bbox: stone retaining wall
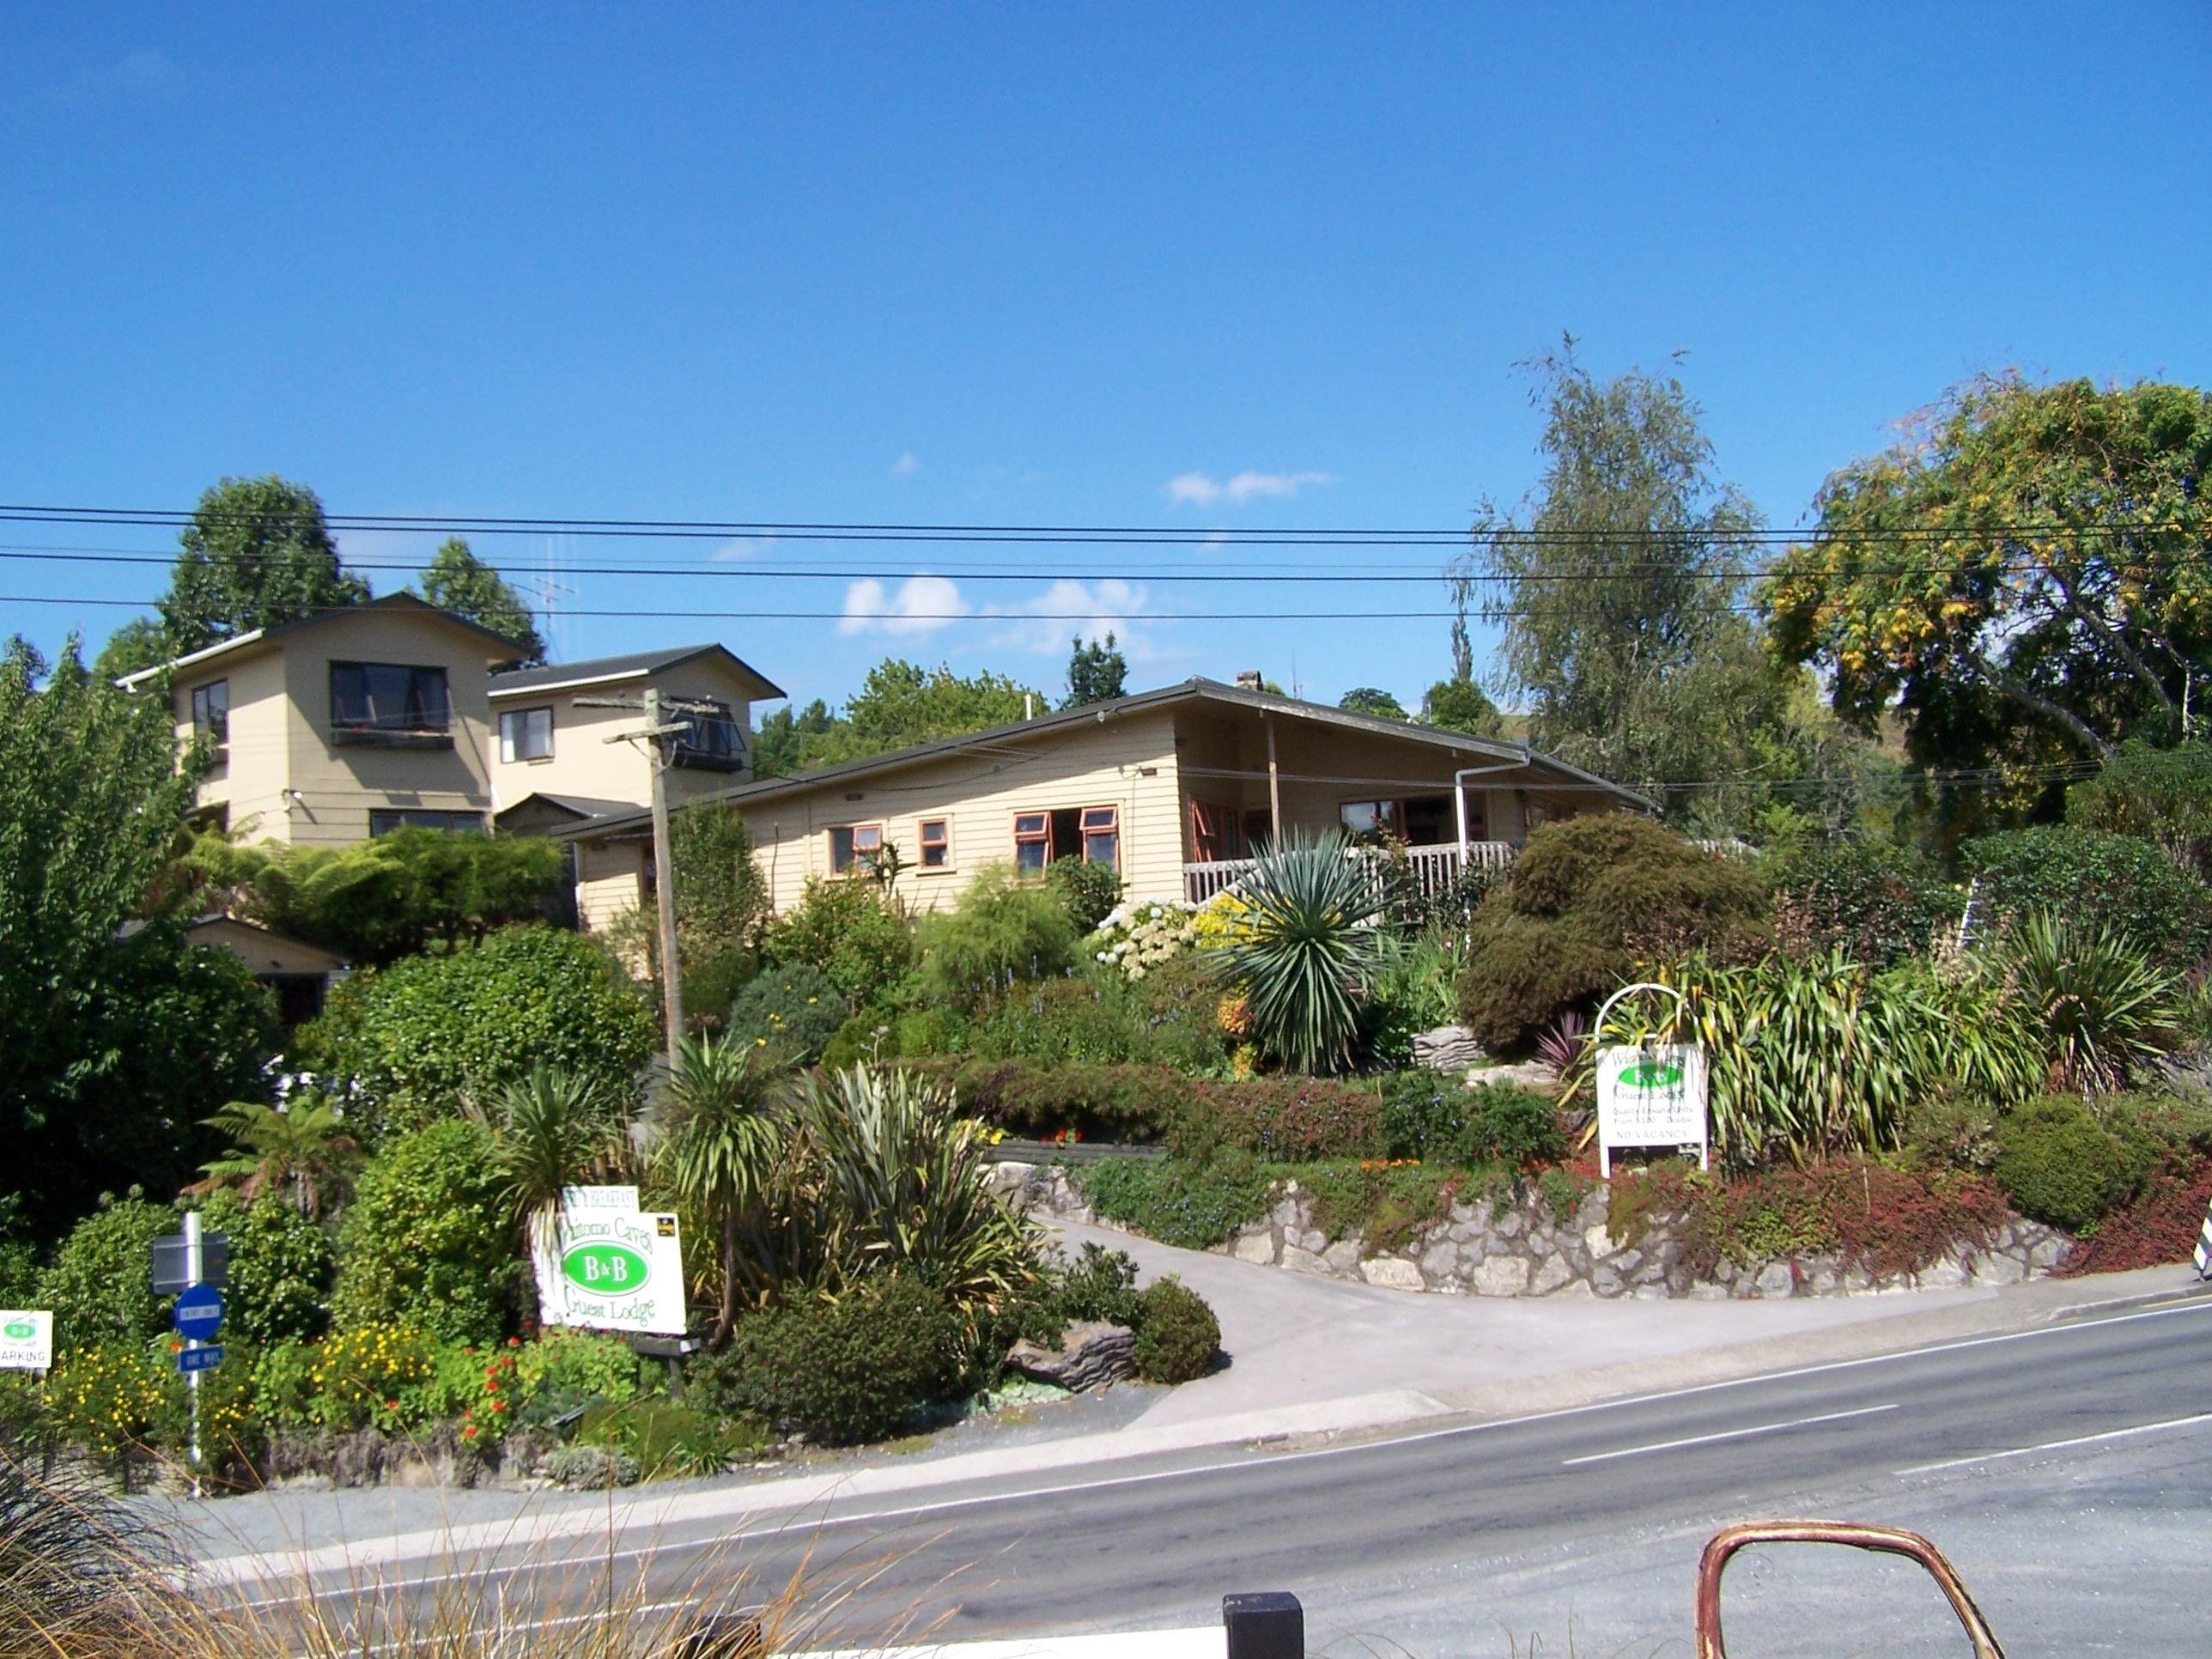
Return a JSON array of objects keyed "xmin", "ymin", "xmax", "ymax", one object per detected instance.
[{"xmin": 988, "ymin": 1162, "xmax": 2070, "ymax": 1301}]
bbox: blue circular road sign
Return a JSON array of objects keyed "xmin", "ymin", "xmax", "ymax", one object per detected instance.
[{"xmin": 173, "ymin": 1283, "xmax": 223, "ymax": 1342}]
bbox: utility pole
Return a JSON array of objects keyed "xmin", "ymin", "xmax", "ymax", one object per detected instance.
[{"xmin": 580, "ymin": 688, "xmax": 695, "ymax": 1067}]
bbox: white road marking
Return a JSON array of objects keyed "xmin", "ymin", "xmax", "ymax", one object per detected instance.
[
  {"xmin": 1561, "ymin": 1402, "xmax": 1899, "ymax": 1468},
  {"xmin": 1895, "ymin": 1410, "xmax": 2212, "ymax": 1476}
]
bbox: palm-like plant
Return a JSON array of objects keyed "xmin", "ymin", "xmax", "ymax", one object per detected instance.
[
  {"xmin": 654, "ymin": 1031, "xmax": 795, "ymax": 1345},
  {"xmin": 793, "ymin": 1065, "xmax": 1040, "ymax": 1320},
  {"xmin": 193, "ymin": 1097, "xmax": 359, "ymax": 1218},
  {"xmin": 486, "ymin": 1063, "xmax": 626, "ymax": 1247},
  {"xmin": 1999, "ymin": 911, "xmax": 2181, "ymax": 1091},
  {"xmin": 1213, "ymin": 831, "xmax": 1387, "ymax": 1073}
]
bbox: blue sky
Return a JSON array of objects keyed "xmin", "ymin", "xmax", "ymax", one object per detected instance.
[{"xmin": 5, "ymin": 5, "xmax": 2209, "ymax": 712}]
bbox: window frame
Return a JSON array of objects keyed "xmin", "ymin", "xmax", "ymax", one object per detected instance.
[
  {"xmin": 368, "ymin": 807, "xmax": 485, "ymax": 836},
  {"xmin": 918, "ymin": 817, "xmax": 952, "ymax": 872},
  {"xmin": 329, "ymin": 660, "xmax": 453, "ymax": 748},
  {"xmin": 498, "ymin": 704, "xmax": 555, "ymax": 764},
  {"xmin": 189, "ymin": 678, "xmax": 229, "ymax": 750},
  {"xmin": 671, "ymin": 699, "xmax": 747, "ymax": 772},
  {"xmin": 1012, "ymin": 811, "xmax": 1052, "ymax": 875},
  {"xmin": 829, "ymin": 822, "xmax": 884, "ymax": 875},
  {"xmin": 1080, "ymin": 804, "xmax": 1121, "ymax": 869}
]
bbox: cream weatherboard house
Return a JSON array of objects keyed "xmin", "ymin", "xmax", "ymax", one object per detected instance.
[{"xmin": 555, "ymin": 677, "xmax": 1653, "ymax": 927}]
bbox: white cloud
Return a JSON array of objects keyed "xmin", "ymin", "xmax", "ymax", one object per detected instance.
[
  {"xmin": 1167, "ymin": 469, "xmax": 1337, "ymax": 506},
  {"xmin": 712, "ymin": 534, "xmax": 775, "ymax": 562},
  {"xmin": 838, "ymin": 574, "xmax": 968, "ymax": 636},
  {"xmin": 983, "ymin": 577, "xmax": 1155, "ymax": 658},
  {"xmin": 52, "ymin": 50, "xmax": 185, "ymax": 102},
  {"xmin": 890, "ymin": 453, "xmax": 921, "ymax": 477}
]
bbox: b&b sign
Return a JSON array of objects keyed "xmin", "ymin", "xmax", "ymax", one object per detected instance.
[
  {"xmin": 531, "ymin": 1188, "xmax": 685, "ymax": 1337},
  {"xmin": 1595, "ymin": 1042, "xmax": 1710, "ymax": 1177},
  {"xmin": 0, "ymin": 1311, "xmax": 52, "ymax": 1372}
]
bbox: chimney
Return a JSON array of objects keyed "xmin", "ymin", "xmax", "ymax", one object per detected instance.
[{"xmin": 1235, "ymin": 670, "xmax": 1264, "ymax": 692}]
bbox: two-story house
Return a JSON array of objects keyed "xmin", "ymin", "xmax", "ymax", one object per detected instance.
[{"xmin": 118, "ymin": 593, "xmax": 526, "ymax": 845}]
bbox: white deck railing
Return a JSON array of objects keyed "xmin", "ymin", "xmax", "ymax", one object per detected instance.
[{"xmin": 1183, "ymin": 841, "xmax": 1522, "ymax": 905}]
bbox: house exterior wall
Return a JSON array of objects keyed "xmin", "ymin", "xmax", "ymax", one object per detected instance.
[
  {"xmin": 735, "ymin": 708, "xmax": 1184, "ymax": 915},
  {"xmin": 171, "ymin": 647, "xmax": 291, "ymax": 839},
  {"xmin": 489, "ymin": 663, "xmax": 761, "ymax": 814},
  {"xmin": 575, "ymin": 836, "xmax": 650, "ymax": 937}
]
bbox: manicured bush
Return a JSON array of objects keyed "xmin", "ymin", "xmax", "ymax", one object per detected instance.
[
  {"xmin": 1991, "ymin": 1095, "xmax": 2156, "ymax": 1234},
  {"xmin": 1767, "ymin": 842, "xmax": 1960, "ymax": 967},
  {"xmin": 915, "ymin": 1057, "xmax": 1191, "ymax": 1144},
  {"xmin": 1457, "ymin": 815, "xmax": 1767, "ymax": 1052},
  {"xmin": 969, "ymin": 968, "xmax": 1226, "ymax": 1073},
  {"xmin": 1965, "ymin": 825, "xmax": 2212, "ymax": 969},
  {"xmin": 725, "ymin": 961, "xmax": 851, "ymax": 1064},
  {"xmin": 1132, "ymin": 1278, "xmax": 1220, "ymax": 1383},
  {"xmin": 331, "ymin": 1121, "xmax": 514, "ymax": 1345},
  {"xmin": 1048, "ymin": 857, "xmax": 1124, "ymax": 935},
  {"xmin": 762, "ymin": 876, "xmax": 917, "ymax": 1006},
  {"xmin": 1461, "ymin": 1083, "xmax": 1568, "ymax": 1168},
  {"xmin": 1075, "ymin": 1153, "xmax": 1273, "ymax": 1250},
  {"xmin": 705, "ymin": 1275, "xmax": 963, "ymax": 1445},
  {"xmin": 1378, "ymin": 1071, "xmax": 1468, "ymax": 1162},
  {"xmin": 186, "ymin": 1192, "xmax": 334, "ymax": 1346},
  {"xmin": 1178, "ymin": 1076, "xmax": 1385, "ymax": 1162},
  {"xmin": 321, "ymin": 925, "xmax": 658, "ymax": 1139},
  {"xmin": 920, "ymin": 864, "xmax": 1082, "ymax": 1009},
  {"xmin": 38, "ymin": 1200, "xmax": 173, "ymax": 1355}
]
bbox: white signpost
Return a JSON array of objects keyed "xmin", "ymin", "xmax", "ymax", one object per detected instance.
[
  {"xmin": 532, "ymin": 1190, "xmax": 685, "ymax": 1337},
  {"xmin": 0, "ymin": 1310, "xmax": 52, "ymax": 1373},
  {"xmin": 1592, "ymin": 981, "xmax": 1711, "ymax": 1178}
]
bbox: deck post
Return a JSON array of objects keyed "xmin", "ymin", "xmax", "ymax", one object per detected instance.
[{"xmin": 1266, "ymin": 719, "xmax": 1282, "ymax": 843}]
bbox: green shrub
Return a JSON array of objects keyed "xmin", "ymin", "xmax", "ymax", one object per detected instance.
[
  {"xmin": 1211, "ymin": 832, "xmax": 1386, "ymax": 1074},
  {"xmin": 969, "ymin": 969, "xmax": 1225, "ymax": 1073},
  {"xmin": 298, "ymin": 1322, "xmax": 440, "ymax": 1432},
  {"xmin": 185, "ymin": 1192, "xmax": 334, "ymax": 1346},
  {"xmin": 1365, "ymin": 932, "xmax": 1467, "ymax": 1069},
  {"xmin": 705, "ymin": 1275, "xmax": 963, "ymax": 1445},
  {"xmin": 579, "ymin": 1399, "xmax": 763, "ymax": 1479},
  {"xmin": 514, "ymin": 1327, "xmax": 647, "ymax": 1425},
  {"xmin": 1048, "ymin": 857, "xmax": 1124, "ymax": 934},
  {"xmin": 1965, "ymin": 825, "xmax": 2212, "ymax": 969},
  {"xmin": 671, "ymin": 802, "xmax": 771, "ymax": 957},
  {"xmin": 324, "ymin": 926, "xmax": 658, "ymax": 1139},
  {"xmin": 919, "ymin": 1058, "xmax": 1189, "ymax": 1143},
  {"xmin": 1993, "ymin": 1096, "xmax": 2156, "ymax": 1233},
  {"xmin": 1299, "ymin": 1159, "xmax": 1457, "ymax": 1253},
  {"xmin": 1178, "ymin": 1076, "xmax": 1385, "ymax": 1162},
  {"xmin": 762, "ymin": 877, "xmax": 917, "ymax": 1006},
  {"xmin": 1076, "ymin": 1153, "xmax": 1273, "ymax": 1250},
  {"xmin": 1053, "ymin": 1242, "xmax": 1144, "ymax": 1328},
  {"xmin": 38, "ymin": 1200, "xmax": 173, "ymax": 1355},
  {"xmin": 1460, "ymin": 1083, "xmax": 1567, "ymax": 1167},
  {"xmin": 1998, "ymin": 913, "xmax": 2180, "ymax": 1091},
  {"xmin": 725, "ymin": 961, "xmax": 851, "ymax": 1064},
  {"xmin": 920, "ymin": 864, "xmax": 1081, "ymax": 1009},
  {"xmin": 331, "ymin": 1122, "xmax": 514, "ymax": 1344},
  {"xmin": 1901, "ymin": 1092, "xmax": 2004, "ymax": 1174},
  {"xmin": 682, "ymin": 943, "xmax": 761, "ymax": 1034},
  {"xmin": 42, "ymin": 1343, "xmax": 170, "ymax": 1461},
  {"xmin": 1767, "ymin": 842, "xmax": 1960, "ymax": 968},
  {"xmin": 1457, "ymin": 816, "xmax": 1768, "ymax": 1051},
  {"xmin": 1132, "ymin": 1278, "xmax": 1219, "ymax": 1383},
  {"xmin": 1378, "ymin": 1071, "xmax": 1468, "ymax": 1162},
  {"xmin": 2066, "ymin": 740, "xmax": 2212, "ymax": 882}
]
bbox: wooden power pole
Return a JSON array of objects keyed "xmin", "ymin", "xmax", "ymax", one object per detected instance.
[{"xmin": 580, "ymin": 687, "xmax": 694, "ymax": 1066}]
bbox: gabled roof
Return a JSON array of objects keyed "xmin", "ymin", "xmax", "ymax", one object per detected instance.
[
  {"xmin": 494, "ymin": 792, "xmax": 638, "ymax": 824},
  {"xmin": 556, "ymin": 677, "xmax": 1656, "ymax": 842},
  {"xmin": 115, "ymin": 592, "xmax": 529, "ymax": 689},
  {"xmin": 489, "ymin": 643, "xmax": 785, "ymax": 702}
]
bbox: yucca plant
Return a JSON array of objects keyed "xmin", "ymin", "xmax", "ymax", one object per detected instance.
[
  {"xmin": 486, "ymin": 1062, "xmax": 627, "ymax": 1246},
  {"xmin": 793, "ymin": 1066, "xmax": 1040, "ymax": 1326},
  {"xmin": 1213, "ymin": 831, "xmax": 1387, "ymax": 1074},
  {"xmin": 1997, "ymin": 911, "xmax": 2181, "ymax": 1091},
  {"xmin": 655, "ymin": 1031, "xmax": 798, "ymax": 1344},
  {"xmin": 191, "ymin": 1096, "xmax": 360, "ymax": 1218}
]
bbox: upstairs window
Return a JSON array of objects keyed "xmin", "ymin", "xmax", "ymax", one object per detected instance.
[
  {"xmin": 919, "ymin": 818, "xmax": 951, "ymax": 870},
  {"xmin": 330, "ymin": 662, "xmax": 452, "ymax": 747},
  {"xmin": 829, "ymin": 823, "xmax": 883, "ymax": 874},
  {"xmin": 190, "ymin": 679, "xmax": 228, "ymax": 747},
  {"xmin": 672, "ymin": 700, "xmax": 746, "ymax": 771},
  {"xmin": 1013, "ymin": 811, "xmax": 1051, "ymax": 874},
  {"xmin": 1081, "ymin": 805, "xmax": 1120, "ymax": 868},
  {"xmin": 369, "ymin": 808, "xmax": 484, "ymax": 836},
  {"xmin": 499, "ymin": 706, "xmax": 554, "ymax": 763}
]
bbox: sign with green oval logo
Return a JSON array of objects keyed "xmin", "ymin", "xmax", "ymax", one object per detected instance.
[
  {"xmin": 2, "ymin": 1319, "xmax": 32, "ymax": 1340},
  {"xmin": 1620, "ymin": 1059, "xmax": 1685, "ymax": 1091},
  {"xmin": 561, "ymin": 1241, "xmax": 650, "ymax": 1296}
]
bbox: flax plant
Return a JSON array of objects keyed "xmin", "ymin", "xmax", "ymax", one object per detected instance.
[{"xmin": 1213, "ymin": 831, "xmax": 1388, "ymax": 1074}]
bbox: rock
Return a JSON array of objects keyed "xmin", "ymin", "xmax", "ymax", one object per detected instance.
[
  {"xmin": 1281, "ymin": 1245, "xmax": 1329, "ymax": 1276},
  {"xmin": 1362, "ymin": 1257, "xmax": 1425, "ymax": 1291},
  {"xmin": 1582, "ymin": 1223, "xmax": 1615, "ymax": 1258},
  {"xmin": 1268, "ymin": 1198, "xmax": 1303, "ymax": 1231},
  {"xmin": 1419, "ymin": 1241, "xmax": 1459, "ymax": 1279},
  {"xmin": 1006, "ymin": 1322, "xmax": 1136, "ymax": 1393},
  {"xmin": 1592, "ymin": 1264, "xmax": 1626, "ymax": 1297},
  {"xmin": 1753, "ymin": 1261, "xmax": 1795, "ymax": 1298},
  {"xmin": 1576, "ymin": 1189, "xmax": 1611, "ymax": 1230},
  {"xmin": 1688, "ymin": 1283, "xmax": 1730, "ymax": 1301},
  {"xmin": 1231, "ymin": 1229, "xmax": 1277, "ymax": 1265},
  {"xmin": 1447, "ymin": 1221, "xmax": 1475, "ymax": 1244},
  {"xmin": 1968, "ymin": 1252, "xmax": 2026, "ymax": 1286},
  {"xmin": 1471, "ymin": 1256, "xmax": 1533, "ymax": 1297},
  {"xmin": 1466, "ymin": 1060, "xmax": 1559, "ymax": 1092},
  {"xmin": 1322, "ymin": 1239, "xmax": 1363, "ymax": 1275},
  {"xmin": 1413, "ymin": 1026, "xmax": 1489, "ymax": 1071},
  {"xmin": 2024, "ymin": 1231, "xmax": 2069, "ymax": 1272},
  {"xmin": 1297, "ymin": 1229, "xmax": 1328, "ymax": 1255},
  {"xmin": 1528, "ymin": 1255, "xmax": 1575, "ymax": 1295},
  {"xmin": 1551, "ymin": 1278, "xmax": 1595, "ymax": 1299},
  {"xmin": 1494, "ymin": 1210, "xmax": 1523, "ymax": 1239},
  {"xmin": 1612, "ymin": 1247, "xmax": 1643, "ymax": 1274},
  {"xmin": 1917, "ymin": 1255, "xmax": 1969, "ymax": 1291}
]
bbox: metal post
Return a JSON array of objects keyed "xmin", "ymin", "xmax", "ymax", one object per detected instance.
[
  {"xmin": 183, "ymin": 1209, "xmax": 203, "ymax": 1498},
  {"xmin": 645, "ymin": 687, "xmax": 685, "ymax": 1065},
  {"xmin": 1224, "ymin": 1591, "xmax": 1304, "ymax": 1659}
]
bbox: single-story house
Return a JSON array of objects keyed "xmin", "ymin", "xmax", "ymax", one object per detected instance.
[
  {"xmin": 554, "ymin": 677, "xmax": 1652, "ymax": 927},
  {"xmin": 119, "ymin": 913, "xmax": 350, "ymax": 1025}
]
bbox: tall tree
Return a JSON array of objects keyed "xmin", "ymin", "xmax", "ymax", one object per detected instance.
[
  {"xmin": 1764, "ymin": 374, "xmax": 2212, "ymax": 770},
  {"xmin": 160, "ymin": 476, "xmax": 370, "ymax": 653},
  {"xmin": 1454, "ymin": 343, "xmax": 1807, "ymax": 823},
  {"xmin": 1339, "ymin": 686, "xmax": 1409, "ymax": 720},
  {"xmin": 92, "ymin": 617, "xmax": 173, "ymax": 682},
  {"xmin": 417, "ymin": 538, "xmax": 546, "ymax": 665},
  {"xmin": 1, "ymin": 637, "xmax": 276, "ymax": 1235},
  {"xmin": 751, "ymin": 698, "xmax": 838, "ymax": 780},
  {"xmin": 1419, "ymin": 677, "xmax": 1502, "ymax": 737},
  {"xmin": 1062, "ymin": 633, "xmax": 1128, "ymax": 708}
]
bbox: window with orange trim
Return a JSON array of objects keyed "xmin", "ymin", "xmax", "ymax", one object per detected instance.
[
  {"xmin": 1013, "ymin": 811, "xmax": 1050, "ymax": 874},
  {"xmin": 829, "ymin": 823, "xmax": 883, "ymax": 874},
  {"xmin": 1081, "ymin": 805, "xmax": 1120, "ymax": 868},
  {"xmin": 919, "ymin": 818, "xmax": 951, "ymax": 869}
]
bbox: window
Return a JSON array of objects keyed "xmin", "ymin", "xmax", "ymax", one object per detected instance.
[
  {"xmin": 1013, "ymin": 811, "xmax": 1050, "ymax": 874},
  {"xmin": 189, "ymin": 679, "xmax": 228, "ymax": 747},
  {"xmin": 1339, "ymin": 799, "xmax": 1400, "ymax": 839},
  {"xmin": 499, "ymin": 706, "xmax": 553, "ymax": 763},
  {"xmin": 919, "ymin": 818, "xmax": 951, "ymax": 870},
  {"xmin": 672, "ymin": 700, "xmax": 746, "ymax": 772},
  {"xmin": 829, "ymin": 823, "xmax": 883, "ymax": 874},
  {"xmin": 330, "ymin": 662, "xmax": 452, "ymax": 746},
  {"xmin": 368, "ymin": 808, "xmax": 484, "ymax": 836},
  {"xmin": 1190, "ymin": 800, "xmax": 1237, "ymax": 863},
  {"xmin": 1081, "ymin": 805, "xmax": 1120, "ymax": 868}
]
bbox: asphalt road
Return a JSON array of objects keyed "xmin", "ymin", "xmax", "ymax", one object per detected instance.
[{"xmin": 251, "ymin": 1294, "xmax": 2212, "ymax": 1655}]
